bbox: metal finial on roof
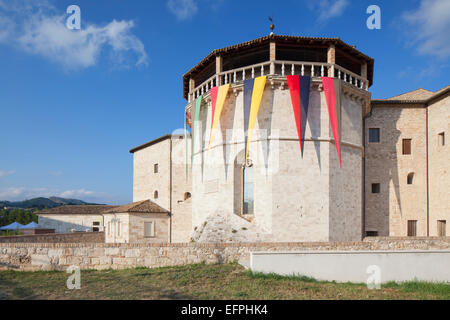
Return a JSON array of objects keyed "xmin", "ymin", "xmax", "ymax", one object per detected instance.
[{"xmin": 269, "ymin": 16, "xmax": 275, "ymax": 35}]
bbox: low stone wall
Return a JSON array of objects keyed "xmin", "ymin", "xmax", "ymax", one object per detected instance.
[
  {"xmin": 0, "ymin": 232, "xmax": 104, "ymax": 244},
  {"xmin": 0, "ymin": 237, "xmax": 449, "ymax": 271}
]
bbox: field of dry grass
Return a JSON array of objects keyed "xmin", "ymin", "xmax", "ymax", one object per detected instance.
[{"xmin": 0, "ymin": 263, "xmax": 449, "ymax": 300}]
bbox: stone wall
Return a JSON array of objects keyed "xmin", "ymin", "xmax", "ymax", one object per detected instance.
[
  {"xmin": 1, "ymin": 237, "xmax": 448, "ymax": 271},
  {"xmin": 190, "ymin": 78, "xmax": 369, "ymax": 243},
  {"xmin": 132, "ymin": 136, "xmax": 193, "ymax": 243},
  {"xmin": 364, "ymin": 105, "xmax": 428, "ymax": 236},
  {"xmin": 427, "ymin": 94, "xmax": 449, "ymax": 236},
  {"xmin": 0, "ymin": 232, "xmax": 104, "ymax": 244}
]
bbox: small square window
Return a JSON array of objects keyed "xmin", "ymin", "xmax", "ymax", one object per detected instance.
[
  {"xmin": 371, "ymin": 183, "xmax": 380, "ymax": 194},
  {"xmin": 154, "ymin": 163, "xmax": 159, "ymax": 173},
  {"xmin": 402, "ymin": 139, "xmax": 412, "ymax": 155},
  {"xmin": 438, "ymin": 132, "xmax": 445, "ymax": 146},
  {"xmin": 368, "ymin": 128, "xmax": 380, "ymax": 143}
]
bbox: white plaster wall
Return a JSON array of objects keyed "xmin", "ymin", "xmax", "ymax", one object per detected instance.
[
  {"xmin": 38, "ymin": 214, "xmax": 104, "ymax": 233},
  {"xmin": 250, "ymin": 251, "xmax": 450, "ymax": 283}
]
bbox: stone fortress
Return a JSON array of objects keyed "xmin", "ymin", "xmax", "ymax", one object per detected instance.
[{"xmin": 39, "ymin": 34, "xmax": 449, "ymax": 244}]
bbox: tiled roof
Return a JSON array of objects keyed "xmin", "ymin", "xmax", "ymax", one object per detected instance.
[
  {"xmin": 183, "ymin": 34, "xmax": 375, "ymax": 99},
  {"xmin": 129, "ymin": 134, "xmax": 185, "ymax": 154},
  {"xmin": 103, "ymin": 200, "xmax": 169, "ymax": 214},
  {"xmin": 372, "ymin": 86, "xmax": 450, "ymax": 105},
  {"xmin": 388, "ymin": 88, "xmax": 434, "ymax": 101},
  {"xmin": 37, "ymin": 205, "xmax": 118, "ymax": 215}
]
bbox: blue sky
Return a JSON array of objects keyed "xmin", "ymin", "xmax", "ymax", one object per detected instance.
[{"xmin": 0, "ymin": 0, "xmax": 449, "ymax": 204}]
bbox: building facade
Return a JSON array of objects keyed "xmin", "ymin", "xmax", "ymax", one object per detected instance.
[
  {"xmin": 130, "ymin": 35, "xmax": 448, "ymax": 242},
  {"xmin": 364, "ymin": 87, "xmax": 449, "ymax": 237}
]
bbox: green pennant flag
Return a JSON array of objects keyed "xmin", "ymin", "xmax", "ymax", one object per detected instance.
[{"xmin": 191, "ymin": 95, "xmax": 202, "ymax": 172}]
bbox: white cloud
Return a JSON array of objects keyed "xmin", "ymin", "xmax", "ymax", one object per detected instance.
[
  {"xmin": 401, "ymin": 0, "xmax": 450, "ymax": 58},
  {"xmin": 309, "ymin": 0, "xmax": 349, "ymax": 22},
  {"xmin": 0, "ymin": 170, "xmax": 15, "ymax": 178},
  {"xmin": 0, "ymin": 0, "xmax": 148, "ymax": 69},
  {"xmin": 59, "ymin": 189, "xmax": 94, "ymax": 198},
  {"xmin": 167, "ymin": 0, "xmax": 198, "ymax": 21}
]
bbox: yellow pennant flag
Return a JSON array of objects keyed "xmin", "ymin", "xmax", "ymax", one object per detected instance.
[
  {"xmin": 246, "ymin": 76, "xmax": 266, "ymax": 161},
  {"xmin": 208, "ymin": 84, "xmax": 230, "ymax": 150}
]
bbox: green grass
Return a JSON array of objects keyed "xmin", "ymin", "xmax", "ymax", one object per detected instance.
[{"xmin": 0, "ymin": 263, "xmax": 448, "ymax": 300}]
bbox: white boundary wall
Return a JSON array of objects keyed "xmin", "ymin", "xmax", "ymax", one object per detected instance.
[{"xmin": 250, "ymin": 251, "xmax": 450, "ymax": 283}]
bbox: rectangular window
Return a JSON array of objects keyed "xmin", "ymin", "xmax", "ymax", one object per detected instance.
[
  {"xmin": 407, "ymin": 220, "xmax": 417, "ymax": 237},
  {"xmin": 117, "ymin": 221, "xmax": 121, "ymax": 236},
  {"xmin": 154, "ymin": 163, "xmax": 158, "ymax": 173},
  {"xmin": 438, "ymin": 132, "xmax": 445, "ymax": 146},
  {"xmin": 144, "ymin": 221, "xmax": 155, "ymax": 238},
  {"xmin": 366, "ymin": 231, "xmax": 378, "ymax": 237},
  {"xmin": 107, "ymin": 222, "xmax": 111, "ymax": 236},
  {"xmin": 402, "ymin": 139, "xmax": 412, "ymax": 155},
  {"xmin": 371, "ymin": 183, "xmax": 380, "ymax": 194},
  {"xmin": 93, "ymin": 221, "xmax": 100, "ymax": 226},
  {"xmin": 438, "ymin": 220, "xmax": 446, "ymax": 237},
  {"xmin": 368, "ymin": 128, "xmax": 380, "ymax": 143}
]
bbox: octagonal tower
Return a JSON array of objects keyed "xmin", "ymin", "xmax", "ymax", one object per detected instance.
[{"xmin": 184, "ymin": 35, "xmax": 373, "ymax": 242}]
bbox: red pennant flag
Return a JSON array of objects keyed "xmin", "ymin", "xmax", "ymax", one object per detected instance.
[
  {"xmin": 210, "ymin": 86, "xmax": 219, "ymax": 132},
  {"xmin": 287, "ymin": 75, "xmax": 303, "ymax": 156},
  {"xmin": 322, "ymin": 77, "xmax": 341, "ymax": 167}
]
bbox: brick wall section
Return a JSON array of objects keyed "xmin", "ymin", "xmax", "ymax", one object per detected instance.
[
  {"xmin": 0, "ymin": 232, "xmax": 104, "ymax": 244},
  {"xmin": 0, "ymin": 238, "xmax": 448, "ymax": 271}
]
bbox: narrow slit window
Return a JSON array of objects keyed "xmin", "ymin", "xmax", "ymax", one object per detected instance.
[
  {"xmin": 438, "ymin": 220, "xmax": 446, "ymax": 237},
  {"xmin": 154, "ymin": 163, "xmax": 159, "ymax": 173},
  {"xmin": 438, "ymin": 132, "xmax": 445, "ymax": 146},
  {"xmin": 407, "ymin": 220, "xmax": 417, "ymax": 237},
  {"xmin": 154, "ymin": 190, "xmax": 158, "ymax": 199},
  {"xmin": 407, "ymin": 173, "xmax": 414, "ymax": 185}
]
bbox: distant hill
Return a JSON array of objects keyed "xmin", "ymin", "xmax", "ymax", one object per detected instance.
[{"xmin": 0, "ymin": 197, "xmax": 101, "ymax": 209}]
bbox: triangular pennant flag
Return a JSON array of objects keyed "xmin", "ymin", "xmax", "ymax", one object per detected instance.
[
  {"xmin": 299, "ymin": 76, "xmax": 311, "ymax": 156},
  {"xmin": 287, "ymin": 75, "xmax": 311, "ymax": 157},
  {"xmin": 243, "ymin": 79, "xmax": 254, "ymax": 154},
  {"xmin": 191, "ymin": 95, "xmax": 202, "ymax": 172},
  {"xmin": 246, "ymin": 76, "xmax": 266, "ymax": 161},
  {"xmin": 287, "ymin": 75, "xmax": 302, "ymax": 156},
  {"xmin": 322, "ymin": 77, "xmax": 342, "ymax": 167},
  {"xmin": 208, "ymin": 84, "xmax": 230, "ymax": 150}
]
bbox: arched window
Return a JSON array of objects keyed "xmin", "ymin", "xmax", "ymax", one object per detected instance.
[
  {"xmin": 407, "ymin": 173, "xmax": 414, "ymax": 185},
  {"xmin": 184, "ymin": 192, "xmax": 191, "ymax": 200},
  {"xmin": 154, "ymin": 190, "xmax": 159, "ymax": 199},
  {"xmin": 243, "ymin": 161, "xmax": 254, "ymax": 215}
]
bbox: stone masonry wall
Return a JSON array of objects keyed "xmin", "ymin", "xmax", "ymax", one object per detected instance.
[
  {"xmin": 0, "ymin": 232, "xmax": 104, "ymax": 244},
  {"xmin": 0, "ymin": 238, "xmax": 448, "ymax": 271}
]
